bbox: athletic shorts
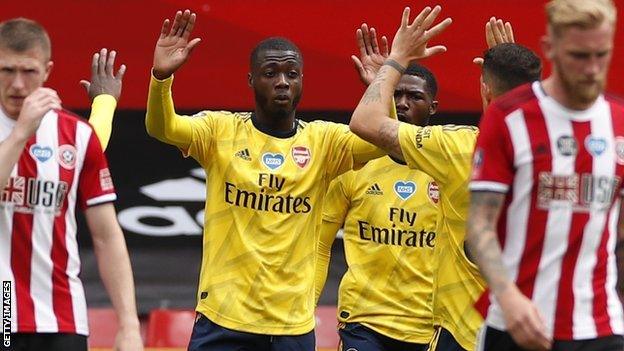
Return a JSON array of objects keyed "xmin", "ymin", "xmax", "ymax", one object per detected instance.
[
  {"xmin": 337, "ymin": 322, "xmax": 428, "ymax": 351},
  {"xmin": 2, "ymin": 332, "xmax": 87, "ymax": 351},
  {"xmin": 188, "ymin": 313, "xmax": 315, "ymax": 351}
]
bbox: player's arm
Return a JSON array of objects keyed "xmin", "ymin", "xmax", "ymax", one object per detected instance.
[
  {"xmin": 82, "ymin": 48, "xmax": 126, "ymax": 151},
  {"xmin": 349, "ymin": 6, "xmax": 451, "ymax": 161},
  {"xmin": 85, "ymin": 204, "xmax": 143, "ymax": 351},
  {"xmin": 315, "ymin": 177, "xmax": 350, "ymax": 304},
  {"xmin": 315, "ymin": 220, "xmax": 341, "ymax": 305},
  {"xmin": 466, "ymin": 192, "xmax": 550, "ymax": 350},
  {"xmin": 0, "ymin": 88, "xmax": 61, "ymax": 186},
  {"xmin": 145, "ymin": 10, "xmax": 201, "ymax": 149}
]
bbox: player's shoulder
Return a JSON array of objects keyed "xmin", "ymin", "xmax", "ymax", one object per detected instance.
[
  {"xmin": 605, "ymin": 93, "xmax": 624, "ymax": 111},
  {"xmin": 301, "ymin": 119, "xmax": 349, "ymax": 135},
  {"xmin": 490, "ymin": 82, "xmax": 538, "ymax": 115},
  {"xmin": 191, "ymin": 110, "xmax": 252, "ymax": 121},
  {"xmin": 56, "ymin": 108, "xmax": 92, "ymax": 131},
  {"xmin": 304, "ymin": 119, "xmax": 343, "ymax": 129},
  {"xmin": 433, "ymin": 124, "xmax": 479, "ymax": 138}
]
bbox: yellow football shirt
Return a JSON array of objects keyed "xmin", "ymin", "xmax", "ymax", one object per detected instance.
[
  {"xmin": 398, "ymin": 123, "xmax": 486, "ymax": 350},
  {"xmin": 321, "ymin": 156, "xmax": 440, "ymax": 343},
  {"xmin": 145, "ymin": 75, "xmax": 385, "ymax": 335}
]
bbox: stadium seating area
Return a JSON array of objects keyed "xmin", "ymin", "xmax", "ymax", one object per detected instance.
[{"xmin": 88, "ymin": 306, "xmax": 339, "ymax": 350}]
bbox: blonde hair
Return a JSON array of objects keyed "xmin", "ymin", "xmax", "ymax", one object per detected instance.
[
  {"xmin": 0, "ymin": 18, "xmax": 51, "ymax": 61},
  {"xmin": 546, "ymin": 0, "xmax": 617, "ymax": 36}
]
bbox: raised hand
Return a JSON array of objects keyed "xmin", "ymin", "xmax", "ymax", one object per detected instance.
[
  {"xmin": 152, "ymin": 9, "xmax": 201, "ymax": 80},
  {"xmin": 351, "ymin": 24, "xmax": 389, "ymax": 86},
  {"xmin": 473, "ymin": 17, "xmax": 516, "ymax": 66},
  {"xmin": 388, "ymin": 6, "xmax": 452, "ymax": 67},
  {"xmin": 13, "ymin": 88, "xmax": 61, "ymax": 140},
  {"xmin": 80, "ymin": 48, "xmax": 126, "ymax": 101}
]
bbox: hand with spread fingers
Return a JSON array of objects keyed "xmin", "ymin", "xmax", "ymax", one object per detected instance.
[
  {"xmin": 80, "ymin": 48, "xmax": 126, "ymax": 101},
  {"xmin": 351, "ymin": 23, "xmax": 390, "ymax": 86},
  {"xmin": 387, "ymin": 6, "xmax": 453, "ymax": 68},
  {"xmin": 473, "ymin": 17, "xmax": 516, "ymax": 66},
  {"xmin": 152, "ymin": 9, "xmax": 202, "ymax": 80}
]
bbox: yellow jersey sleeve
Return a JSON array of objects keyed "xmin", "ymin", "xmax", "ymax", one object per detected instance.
[
  {"xmin": 145, "ymin": 74, "xmax": 195, "ymax": 149},
  {"xmin": 88, "ymin": 94, "xmax": 117, "ymax": 150},
  {"xmin": 324, "ymin": 123, "xmax": 384, "ymax": 179},
  {"xmin": 397, "ymin": 124, "xmax": 479, "ymax": 186},
  {"xmin": 315, "ymin": 174, "xmax": 352, "ymax": 303}
]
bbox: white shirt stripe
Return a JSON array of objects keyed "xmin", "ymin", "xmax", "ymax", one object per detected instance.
[
  {"xmin": 31, "ymin": 112, "xmax": 59, "ymax": 332},
  {"xmin": 532, "ymin": 104, "xmax": 575, "ymax": 336}
]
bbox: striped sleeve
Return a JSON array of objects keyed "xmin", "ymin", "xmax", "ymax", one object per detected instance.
[{"xmin": 470, "ymin": 104, "xmax": 514, "ymax": 193}]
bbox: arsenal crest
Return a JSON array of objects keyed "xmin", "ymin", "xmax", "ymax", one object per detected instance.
[
  {"xmin": 291, "ymin": 146, "xmax": 311, "ymax": 168},
  {"xmin": 428, "ymin": 181, "xmax": 440, "ymax": 204}
]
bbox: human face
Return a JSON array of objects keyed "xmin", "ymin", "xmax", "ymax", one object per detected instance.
[
  {"xmin": 546, "ymin": 22, "xmax": 614, "ymax": 106},
  {"xmin": 394, "ymin": 75, "xmax": 437, "ymax": 126},
  {"xmin": 0, "ymin": 46, "xmax": 52, "ymax": 119},
  {"xmin": 249, "ymin": 50, "xmax": 302, "ymax": 120}
]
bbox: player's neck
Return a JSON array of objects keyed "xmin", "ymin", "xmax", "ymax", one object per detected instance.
[
  {"xmin": 253, "ymin": 110, "xmax": 297, "ymax": 135},
  {"xmin": 542, "ymin": 76, "xmax": 598, "ymax": 111}
]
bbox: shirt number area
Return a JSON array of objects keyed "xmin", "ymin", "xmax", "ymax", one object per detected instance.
[{"xmin": 537, "ymin": 172, "xmax": 620, "ymax": 212}]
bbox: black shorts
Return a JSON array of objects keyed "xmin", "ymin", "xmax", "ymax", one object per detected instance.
[
  {"xmin": 429, "ymin": 326, "xmax": 467, "ymax": 351},
  {"xmin": 476, "ymin": 326, "xmax": 624, "ymax": 351},
  {"xmin": 1, "ymin": 333, "xmax": 87, "ymax": 351},
  {"xmin": 188, "ymin": 313, "xmax": 315, "ymax": 351},
  {"xmin": 337, "ymin": 322, "xmax": 428, "ymax": 351}
]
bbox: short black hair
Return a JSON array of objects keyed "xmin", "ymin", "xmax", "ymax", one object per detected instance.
[
  {"xmin": 482, "ymin": 43, "xmax": 542, "ymax": 96},
  {"xmin": 0, "ymin": 18, "xmax": 51, "ymax": 61},
  {"xmin": 404, "ymin": 63, "xmax": 438, "ymax": 98},
  {"xmin": 250, "ymin": 37, "xmax": 302, "ymax": 68}
]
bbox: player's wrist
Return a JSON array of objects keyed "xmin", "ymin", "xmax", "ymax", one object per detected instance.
[
  {"xmin": 151, "ymin": 67, "xmax": 173, "ymax": 81},
  {"xmin": 386, "ymin": 54, "xmax": 410, "ymax": 70},
  {"xmin": 10, "ymin": 125, "xmax": 35, "ymax": 144},
  {"xmin": 117, "ymin": 315, "xmax": 141, "ymax": 331}
]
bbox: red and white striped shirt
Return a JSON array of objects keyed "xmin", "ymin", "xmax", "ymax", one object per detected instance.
[
  {"xmin": 0, "ymin": 107, "xmax": 116, "ymax": 336},
  {"xmin": 471, "ymin": 82, "xmax": 624, "ymax": 340}
]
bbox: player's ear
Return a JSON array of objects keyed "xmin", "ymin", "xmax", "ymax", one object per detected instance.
[
  {"xmin": 44, "ymin": 60, "xmax": 53, "ymax": 82},
  {"xmin": 248, "ymin": 72, "xmax": 253, "ymax": 88},
  {"xmin": 429, "ymin": 100, "xmax": 438, "ymax": 115},
  {"xmin": 541, "ymin": 34, "xmax": 554, "ymax": 60}
]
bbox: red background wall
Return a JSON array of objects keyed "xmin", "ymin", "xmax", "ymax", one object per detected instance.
[{"xmin": 5, "ymin": 0, "xmax": 623, "ymax": 112}]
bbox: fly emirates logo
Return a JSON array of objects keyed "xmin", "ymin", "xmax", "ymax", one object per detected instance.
[
  {"xmin": 358, "ymin": 207, "xmax": 435, "ymax": 248},
  {"xmin": 116, "ymin": 168, "xmax": 314, "ymax": 237},
  {"xmin": 224, "ymin": 173, "xmax": 312, "ymax": 214}
]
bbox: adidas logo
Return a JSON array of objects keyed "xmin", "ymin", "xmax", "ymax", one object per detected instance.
[
  {"xmin": 365, "ymin": 183, "xmax": 383, "ymax": 195},
  {"xmin": 235, "ymin": 148, "xmax": 251, "ymax": 161}
]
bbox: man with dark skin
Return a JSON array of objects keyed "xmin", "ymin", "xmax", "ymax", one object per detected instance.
[
  {"xmin": 347, "ymin": 7, "xmax": 542, "ymax": 351},
  {"xmin": 145, "ymin": 9, "xmax": 385, "ymax": 351},
  {"xmin": 314, "ymin": 28, "xmax": 441, "ymax": 350}
]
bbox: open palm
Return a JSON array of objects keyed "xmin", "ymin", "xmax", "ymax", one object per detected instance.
[
  {"xmin": 352, "ymin": 24, "xmax": 389, "ymax": 86},
  {"xmin": 153, "ymin": 10, "xmax": 201, "ymax": 80}
]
